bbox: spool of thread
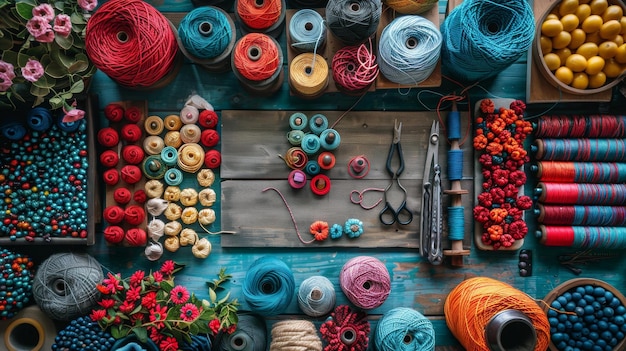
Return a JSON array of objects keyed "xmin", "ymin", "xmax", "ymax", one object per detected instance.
[
  {"xmin": 320, "ymin": 305, "xmax": 370, "ymax": 351},
  {"xmin": 331, "ymin": 43, "xmax": 378, "ymax": 94},
  {"xmin": 269, "ymin": 320, "xmax": 323, "ymax": 351},
  {"xmin": 288, "ymin": 0, "xmax": 328, "ymax": 9},
  {"xmin": 538, "ymin": 225, "xmax": 626, "ymax": 249},
  {"xmin": 1, "ymin": 121, "xmax": 27, "ymax": 140},
  {"xmin": 85, "ymin": 0, "xmax": 181, "ymax": 89},
  {"xmin": 301, "ymin": 133, "xmax": 321, "ymax": 155},
  {"xmin": 289, "ymin": 112, "xmax": 308, "ymax": 130},
  {"xmin": 177, "ymin": 6, "xmax": 236, "ymax": 72},
  {"xmin": 2, "ymin": 305, "xmax": 56, "ymax": 351},
  {"xmin": 242, "ymin": 256, "xmax": 295, "ymax": 315},
  {"xmin": 444, "ymin": 277, "xmax": 550, "ymax": 351},
  {"xmin": 383, "ymin": 0, "xmax": 437, "ymax": 14},
  {"xmin": 532, "ymin": 139, "xmax": 626, "ymax": 162},
  {"xmin": 305, "ymin": 160, "xmax": 321, "ymax": 175},
  {"xmin": 26, "ymin": 107, "xmax": 53, "ymax": 132},
  {"xmin": 235, "ymin": 0, "xmax": 286, "ymax": 37},
  {"xmin": 531, "ymin": 161, "xmax": 626, "ymax": 184},
  {"xmin": 311, "ymin": 174, "xmax": 331, "ymax": 196},
  {"xmin": 374, "ymin": 307, "xmax": 435, "ymax": 351},
  {"xmin": 289, "ymin": 52, "xmax": 329, "ymax": 98},
  {"xmin": 232, "ymin": 33, "xmax": 284, "ymax": 95},
  {"xmin": 215, "ymin": 313, "xmax": 267, "ymax": 351},
  {"xmin": 535, "ymin": 182, "xmax": 626, "ymax": 205},
  {"xmin": 378, "ymin": 15, "xmax": 442, "ymax": 85},
  {"xmin": 320, "ymin": 128, "xmax": 340, "ymax": 150},
  {"xmin": 309, "ymin": 113, "xmax": 328, "ymax": 135},
  {"xmin": 441, "ymin": 0, "xmax": 535, "ymax": 82},
  {"xmin": 318, "ymin": 152, "xmax": 336, "ymax": 170},
  {"xmin": 297, "ymin": 275, "xmax": 336, "ymax": 317},
  {"xmin": 339, "ymin": 256, "xmax": 391, "ymax": 310},
  {"xmin": 325, "ymin": 0, "xmax": 381, "ymax": 45},
  {"xmin": 32, "ymin": 252, "xmax": 104, "ymax": 321},
  {"xmin": 288, "ymin": 169, "xmax": 307, "ymax": 189},
  {"xmin": 287, "ymin": 130, "xmax": 305, "ymax": 145},
  {"xmin": 533, "ymin": 115, "xmax": 626, "ymax": 139},
  {"xmin": 535, "ymin": 204, "xmax": 626, "ymax": 226},
  {"xmin": 289, "ymin": 9, "xmax": 326, "ymax": 53}
]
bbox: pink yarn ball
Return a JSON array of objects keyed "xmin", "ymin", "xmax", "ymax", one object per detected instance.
[{"xmin": 339, "ymin": 256, "xmax": 391, "ymax": 310}]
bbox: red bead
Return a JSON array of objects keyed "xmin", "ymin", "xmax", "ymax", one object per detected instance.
[
  {"xmin": 69, "ymin": 175, "xmax": 76, "ymax": 182},
  {"xmin": 79, "ymin": 150, "xmax": 88, "ymax": 157}
]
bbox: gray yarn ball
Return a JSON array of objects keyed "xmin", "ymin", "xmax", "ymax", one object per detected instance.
[{"xmin": 32, "ymin": 252, "xmax": 104, "ymax": 321}]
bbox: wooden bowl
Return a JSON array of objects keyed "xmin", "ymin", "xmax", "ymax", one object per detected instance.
[
  {"xmin": 542, "ymin": 278, "xmax": 626, "ymax": 351},
  {"xmin": 533, "ymin": 0, "xmax": 626, "ymax": 95}
]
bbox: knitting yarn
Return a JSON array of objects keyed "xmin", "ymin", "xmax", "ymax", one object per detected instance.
[
  {"xmin": 383, "ymin": 0, "xmax": 437, "ymax": 14},
  {"xmin": 331, "ymin": 42, "xmax": 378, "ymax": 94},
  {"xmin": 242, "ymin": 256, "xmax": 295, "ymax": 315},
  {"xmin": 374, "ymin": 307, "xmax": 435, "ymax": 351},
  {"xmin": 232, "ymin": 33, "xmax": 284, "ymax": 95},
  {"xmin": 320, "ymin": 305, "xmax": 370, "ymax": 351},
  {"xmin": 441, "ymin": 0, "xmax": 535, "ymax": 82},
  {"xmin": 444, "ymin": 277, "xmax": 550, "ymax": 351},
  {"xmin": 85, "ymin": 0, "xmax": 181, "ymax": 89},
  {"xmin": 32, "ymin": 252, "xmax": 104, "ymax": 321},
  {"xmin": 289, "ymin": 9, "xmax": 326, "ymax": 53},
  {"xmin": 339, "ymin": 256, "xmax": 391, "ymax": 310},
  {"xmin": 378, "ymin": 15, "xmax": 442, "ymax": 85},
  {"xmin": 325, "ymin": 0, "xmax": 382, "ymax": 45},
  {"xmin": 270, "ymin": 320, "xmax": 323, "ymax": 351},
  {"xmin": 236, "ymin": 0, "xmax": 286, "ymax": 37},
  {"xmin": 1, "ymin": 121, "xmax": 27, "ymax": 140},
  {"xmin": 26, "ymin": 107, "xmax": 53, "ymax": 132},
  {"xmin": 0, "ymin": 248, "xmax": 34, "ymax": 320},
  {"xmin": 215, "ymin": 313, "xmax": 267, "ymax": 351},
  {"xmin": 297, "ymin": 275, "xmax": 336, "ymax": 317},
  {"xmin": 289, "ymin": 53, "xmax": 329, "ymax": 98}
]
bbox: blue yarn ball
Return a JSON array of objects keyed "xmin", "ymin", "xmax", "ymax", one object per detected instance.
[
  {"xmin": 375, "ymin": 307, "xmax": 435, "ymax": 351},
  {"xmin": 215, "ymin": 313, "xmax": 267, "ymax": 351},
  {"xmin": 242, "ymin": 256, "xmax": 295, "ymax": 316}
]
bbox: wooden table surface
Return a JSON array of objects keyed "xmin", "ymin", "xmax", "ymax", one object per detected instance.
[{"xmin": 13, "ymin": 0, "xmax": 626, "ymax": 349}]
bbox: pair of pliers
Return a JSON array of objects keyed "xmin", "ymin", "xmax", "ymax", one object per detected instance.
[
  {"xmin": 420, "ymin": 120, "xmax": 443, "ymax": 265},
  {"xmin": 379, "ymin": 119, "xmax": 412, "ymax": 225}
]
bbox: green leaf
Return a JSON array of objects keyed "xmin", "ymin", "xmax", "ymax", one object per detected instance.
[
  {"xmin": 228, "ymin": 312, "xmax": 238, "ymax": 325},
  {"xmin": 54, "ymin": 33, "xmax": 73, "ymax": 50},
  {"xmin": 111, "ymin": 325, "xmax": 123, "ymax": 339},
  {"xmin": 70, "ymin": 12, "xmax": 86, "ymax": 25},
  {"xmin": 29, "ymin": 84, "xmax": 50, "ymax": 97},
  {"xmin": 48, "ymin": 96, "xmax": 63, "ymax": 108},
  {"xmin": 1, "ymin": 50, "xmax": 18, "ymax": 66},
  {"xmin": 0, "ymin": 36, "xmax": 13, "ymax": 51},
  {"xmin": 32, "ymin": 74, "xmax": 55, "ymax": 89},
  {"xmin": 50, "ymin": 46, "xmax": 75, "ymax": 68},
  {"xmin": 132, "ymin": 327, "xmax": 148, "ymax": 343},
  {"xmin": 45, "ymin": 61, "xmax": 67, "ymax": 78},
  {"xmin": 218, "ymin": 292, "xmax": 231, "ymax": 305},
  {"xmin": 69, "ymin": 79, "xmax": 84, "ymax": 94},
  {"xmin": 15, "ymin": 2, "xmax": 34, "ymax": 20}
]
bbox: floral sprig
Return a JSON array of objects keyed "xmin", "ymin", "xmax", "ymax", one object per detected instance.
[
  {"xmin": 91, "ymin": 261, "xmax": 238, "ymax": 351},
  {"xmin": 472, "ymin": 99, "xmax": 533, "ymax": 249}
]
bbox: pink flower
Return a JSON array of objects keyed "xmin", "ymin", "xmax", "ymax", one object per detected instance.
[
  {"xmin": 35, "ymin": 30, "xmax": 55, "ymax": 43},
  {"xmin": 149, "ymin": 304, "xmax": 168, "ymax": 329},
  {"xmin": 180, "ymin": 303, "xmax": 200, "ymax": 321},
  {"xmin": 0, "ymin": 73, "xmax": 13, "ymax": 92},
  {"xmin": 102, "ymin": 272, "xmax": 124, "ymax": 294},
  {"xmin": 0, "ymin": 61, "xmax": 16, "ymax": 80},
  {"xmin": 90, "ymin": 309, "xmax": 106, "ymax": 321},
  {"xmin": 125, "ymin": 286, "xmax": 142, "ymax": 302},
  {"xmin": 62, "ymin": 108, "xmax": 85, "ymax": 123},
  {"xmin": 26, "ymin": 16, "xmax": 52, "ymax": 39},
  {"xmin": 152, "ymin": 271, "xmax": 163, "ymax": 282},
  {"xmin": 209, "ymin": 318, "xmax": 221, "ymax": 334},
  {"xmin": 21, "ymin": 59, "xmax": 44, "ymax": 82},
  {"xmin": 170, "ymin": 285, "xmax": 189, "ymax": 304},
  {"xmin": 32, "ymin": 3, "xmax": 55, "ymax": 21},
  {"xmin": 159, "ymin": 336, "xmax": 179, "ymax": 351},
  {"xmin": 78, "ymin": 0, "xmax": 98, "ymax": 11},
  {"xmin": 53, "ymin": 14, "xmax": 72, "ymax": 37},
  {"xmin": 160, "ymin": 260, "xmax": 175, "ymax": 276},
  {"xmin": 129, "ymin": 270, "xmax": 145, "ymax": 287}
]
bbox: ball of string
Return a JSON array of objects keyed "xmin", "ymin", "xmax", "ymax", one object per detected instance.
[
  {"xmin": 178, "ymin": 6, "xmax": 233, "ymax": 60},
  {"xmin": 374, "ymin": 307, "xmax": 435, "ymax": 351},
  {"xmin": 242, "ymin": 256, "xmax": 295, "ymax": 315},
  {"xmin": 325, "ymin": 0, "xmax": 381, "ymax": 45},
  {"xmin": 232, "ymin": 33, "xmax": 282, "ymax": 82},
  {"xmin": 289, "ymin": 9, "xmax": 326, "ymax": 53},
  {"xmin": 332, "ymin": 40, "xmax": 378, "ymax": 93}
]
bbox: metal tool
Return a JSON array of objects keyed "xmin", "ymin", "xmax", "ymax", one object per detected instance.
[
  {"xmin": 420, "ymin": 120, "xmax": 443, "ymax": 265},
  {"xmin": 379, "ymin": 119, "xmax": 412, "ymax": 225}
]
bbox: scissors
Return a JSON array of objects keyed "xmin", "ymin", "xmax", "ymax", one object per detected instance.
[
  {"xmin": 379, "ymin": 119, "xmax": 413, "ymax": 225},
  {"xmin": 420, "ymin": 120, "xmax": 443, "ymax": 264}
]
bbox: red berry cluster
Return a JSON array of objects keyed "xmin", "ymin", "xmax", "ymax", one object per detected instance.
[{"xmin": 472, "ymin": 99, "xmax": 533, "ymax": 250}]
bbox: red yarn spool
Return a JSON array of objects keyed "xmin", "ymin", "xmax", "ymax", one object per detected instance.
[
  {"xmin": 97, "ymin": 127, "xmax": 119, "ymax": 148},
  {"xmin": 121, "ymin": 145, "xmax": 145, "ymax": 165},
  {"xmin": 99, "ymin": 150, "xmax": 119, "ymax": 168},
  {"xmin": 124, "ymin": 106, "xmax": 143, "ymax": 123},
  {"xmin": 124, "ymin": 205, "xmax": 146, "ymax": 226},
  {"xmin": 205, "ymin": 149, "xmax": 222, "ymax": 169},
  {"xmin": 121, "ymin": 124, "xmax": 142, "ymax": 143},
  {"xmin": 104, "ymin": 103, "xmax": 125, "ymax": 122},
  {"xmin": 125, "ymin": 228, "xmax": 147, "ymax": 246},
  {"xmin": 103, "ymin": 169, "xmax": 120, "ymax": 186},
  {"xmin": 103, "ymin": 205, "xmax": 125, "ymax": 224},
  {"xmin": 133, "ymin": 190, "xmax": 147, "ymax": 204},
  {"xmin": 104, "ymin": 225, "xmax": 125, "ymax": 244},
  {"xmin": 200, "ymin": 129, "xmax": 220, "ymax": 147},
  {"xmin": 113, "ymin": 188, "xmax": 132, "ymax": 205},
  {"xmin": 232, "ymin": 33, "xmax": 281, "ymax": 82},
  {"xmin": 120, "ymin": 165, "xmax": 142, "ymax": 184},
  {"xmin": 198, "ymin": 110, "xmax": 218, "ymax": 129}
]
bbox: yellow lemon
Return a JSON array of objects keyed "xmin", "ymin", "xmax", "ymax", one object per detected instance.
[
  {"xmin": 552, "ymin": 31, "xmax": 573, "ymax": 49},
  {"xmin": 585, "ymin": 31, "xmax": 603, "ymax": 44},
  {"xmin": 602, "ymin": 5, "xmax": 623, "ymax": 22},
  {"xmin": 604, "ymin": 58, "xmax": 625, "ymax": 77},
  {"xmin": 576, "ymin": 42, "xmax": 599, "ymax": 58},
  {"xmin": 569, "ymin": 29, "xmax": 587, "ymax": 49},
  {"xmin": 600, "ymin": 20, "xmax": 622, "ymax": 39},
  {"xmin": 575, "ymin": 4, "xmax": 592, "ymax": 22},
  {"xmin": 559, "ymin": 0, "xmax": 580, "ymax": 16},
  {"xmin": 561, "ymin": 14, "xmax": 581, "ymax": 32},
  {"xmin": 598, "ymin": 40, "xmax": 618, "ymax": 58},
  {"xmin": 615, "ymin": 43, "xmax": 626, "ymax": 63},
  {"xmin": 544, "ymin": 53, "xmax": 562, "ymax": 71},
  {"xmin": 620, "ymin": 16, "xmax": 626, "ymax": 35},
  {"xmin": 582, "ymin": 15, "xmax": 604, "ymax": 33},
  {"xmin": 613, "ymin": 34, "xmax": 624, "ymax": 46},
  {"xmin": 555, "ymin": 47, "xmax": 573, "ymax": 63},
  {"xmin": 540, "ymin": 35, "xmax": 554, "ymax": 53},
  {"xmin": 546, "ymin": 13, "xmax": 560, "ymax": 21},
  {"xmin": 555, "ymin": 66, "xmax": 575, "ymax": 84},
  {"xmin": 588, "ymin": 71, "xmax": 607, "ymax": 87},
  {"xmin": 571, "ymin": 72, "xmax": 590, "ymax": 89},
  {"xmin": 566, "ymin": 53, "xmax": 589, "ymax": 71},
  {"xmin": 585, "ymin": 55, "xmax": 606, "ymax": 74},
  {"xmin": 590, "ymin": 0, "xmax": 609, "ymax": 15},
  {"xmin": 542, "ymin": 18, "xmax": 564, "ymax": 37}
]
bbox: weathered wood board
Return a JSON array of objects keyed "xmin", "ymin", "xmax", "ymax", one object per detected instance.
[{"xmin": 220, "ymin": 110, "xmax": 475, "ymax": 248}]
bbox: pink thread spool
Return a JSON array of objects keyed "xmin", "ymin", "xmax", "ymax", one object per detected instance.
[
  {"xmin": 289, "ymin": 170, "xmax": 307, "ymax": 189},
  {"xmin": 339, "ymin": 256, "xmax": 391, "ymax": 310}
]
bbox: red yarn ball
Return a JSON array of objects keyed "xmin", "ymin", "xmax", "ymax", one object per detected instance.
[
  {"xmin": 99, "ymin": 150, "xmax": 119, "ymax": 168},
  {"xmin": 125, "ymin": 106, "xmax": 143, "ymax": 123},
  {"xmin": 113, "ymin": 188, "xmax": 132, "ymax": 205},
  {"xmin": 200, "ymin": 129, "xmax": 220, "ymax": 147},
  {"xmin": 103, "ymin": 168, "xmax": 120, "ymax": 186},
  {"xmin": 124, "ymin": 205, "xmax": 146, "ymax": 226},
  {"xmin": 204, "ymin": 149, "xmax": 221, "ymax": 169},
  {"xmin": 133, "ymin": 189, "xmax": 147, "ymax": 204},
  {"xmin": 97, "ymin": 127, "xmax": 120, "ymax": 147},
  {"xmin": 120, "ymin": 165, "xmax": 142, "ymax": 184},
  {"xmin": 104, "ymin": 225, "xmax": 125, "ymax": 244},
  {"xmin": 121, "ymin": 124, "xmax": 142, "ymax": 143},
  {"xmin": 104, "ymin": 103, "xmax": 125, "ymax": 122},
  {"xmin": 121, "ymin": 145, "xmax": 145, "ymax": 165},
  {"xmin": 103, "ymin": 205, "xmax": 125, "ymax": 224},
  {"xmin": 125, "ymin": 228, "xmax": 147, "ymax": 246},
  {"xmin": 198, "ymin": 110, "xmax": 218, "ymax": 129}
]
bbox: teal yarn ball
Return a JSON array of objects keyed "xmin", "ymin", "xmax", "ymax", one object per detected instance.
[
  {"xmin": 375, "ymin": 307, "xmax": 435, "ymax": 351},
  {"xmin": 242, "ymin": 256, "xmax": 295, "ymax": 315},
  {"xmin": 178, "ymin": 6, "xmax": 233, "ymax": 60}
]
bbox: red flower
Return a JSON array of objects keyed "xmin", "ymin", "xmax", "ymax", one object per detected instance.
[
  {"xmin": 129, "ymin": 270, "xmax": 145, "ymax": 286},
  {"xmin": 149, "ymin": 304, "xmax": 168, "ymax": 329},
  {"xmin": 119, "ymin": 300, "xmax": 135, "ymax": 314},
  {"xmin": 209, "ymin": 318, "xmax": 221, "ymax": 334},
  {"xmin": 170, "ymin": 285, "xmax": 190, "ymax": 304},
  {"xmin": 97, "ymin": 299, "xmax": 116, "ymax": 309},
  {"xmin": 160, "ymin": 260, "xmax": 175, "ymax": 276},
  {"xmin": 142, "ymin": 291, "xmax": 157, "ymax": 309},
  {"xmin": 90, "ymin": 309, "xmax": 106, "ymax": 321},
  {"xmin": 96, "ymin": 284, "xmax": 110, "ymax": 295},
  {"xmin": 225, "ymin": 324, "xmax": 237, "ymax": 334},
  {"xmin": 125, "ymin": 286, "xmax": 142, "ymax": 302},
  {"xmin": 160, "ymin": 336, "xmax": 179, "ymax": 351},
  {"xmin": 130, "ymin": 312, "xmax": 146, "ymax": 324},
  {"xmin": 152, "ymin": 271, "xmax": 163, "ymax": 283},
  {"xmin": 149, "ymin": 326, "xmax": 163, "ymax": 344},
  {"xmin": 180, "ymin": 303, "xmax": 200, "ymax": 321},
  {"xmin": 102, "ymin": 272, "xmax": 123, "ymax": 294}
]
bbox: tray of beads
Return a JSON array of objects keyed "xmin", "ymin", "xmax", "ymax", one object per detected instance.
[{"xmin": 0, "ymin": 99, "xmax": 97, "ymax": 245}]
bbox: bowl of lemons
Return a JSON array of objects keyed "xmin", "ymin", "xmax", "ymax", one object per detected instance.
[{"xmin": 534, "ymin": 0, "xmax": 626, "ymax": 94}]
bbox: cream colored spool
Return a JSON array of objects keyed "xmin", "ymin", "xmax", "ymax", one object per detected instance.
[{"xmin": 2, "ymin": 305, "xmax": 56, "ymax": 351}]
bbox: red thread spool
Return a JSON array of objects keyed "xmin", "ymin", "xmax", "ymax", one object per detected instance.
[
  {"xmin": 113, "ymin": 188, "xmax": 132, "ymax": 205},
  {"xmin": 121, "ymin": 145, "xmax": 145, "ymax": 165},
  {"xmin": 205, "ymin": 149, "xmax": 222, "ymax": 169},
  {"xmin": 311, "ymin": 174, "xmax": 331, "ymax": 196},
  {"xmin": 121, "ymin": 124, "xmax": 142, "ymax": 143},
  {"xmin": 332, "ymin": 43, "xmax": 378, "ymax": 94},
  {"xmin": 318, "ymin": 152, "xmax": 336, "ymax": 170},
  {"xmin": 125, "ymin": 228, "xmax": 147, "ymax": 246},
  {"xmin": 104, "ymin": 103, "xmax": 125, "ymax": 122},
  {"xmin": 232, "ymin": 33, "xmax": 284, "ymax": 95},
  {"xmin": 120, "ymin": 165, "xmax": 142, "ymax": 184},
  {"xmin": 103, "ymin": 169, "xmax": 120, "ymax": 186},
  {"xmin": 288, "ymin": 169, "xmax": 307, "ymax": 189},
  {"xmin": 201, "ymin": 129, "xmax": 220, "ymax": 147},
  {"xmin": 124, "ymin": 205, "xmax": 146, "ymax": 226},
  {"xmin": 235, "ymin": 0, "xmax": 285, "ymax": 36},
  {"xmin": 97, "ymin": 127, "xmax": 119, "ymax": 148},
  {"xmin": 99, "ymin": 150, "xmax": 119, "ymax": 168},
  {"xmin": 124, "ymin": 106, "xmax": 143, "ymax": 123},
  {"xmin": 348, "ymin": 155, "xmax": 370, "ymax": 178},
  {"xmin": 104, "ymin": 225, "xmax": 125, "ymax": 244},
  {"xmin": 133, "ymin": 190, "xmax": 147, "ymax": 204},
  {"xmin": 103, "ymin": 205, "xmax": 125, "ymax": 224},
  {"xmin": 199, "ymin": 110, "xmax": 219, "ymax": 129}
]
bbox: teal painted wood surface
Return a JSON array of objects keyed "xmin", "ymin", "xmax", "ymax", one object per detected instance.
[{"xmin": 8, "ymin": 0, "xmax": 626, "ymax": 350}]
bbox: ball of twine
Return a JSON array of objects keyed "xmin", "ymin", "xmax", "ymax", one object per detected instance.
[
  {"xmin": 32, "ymin": 252, "xmax": 104, "ymax": 321},
  {"xmin": 339, "ymin": 256, "xmax": 391, "ymax": 310},
  {"xmin": 215, "ymin": 313, "xmax": 267, "ymax": 351},
  {"xmin": 297, "ymin": 275, "xmax": 336, "ymax": 317},
  {"xmin": 325, "ymin": 0, "xmax": 381, "ymax": 45},
  {"xmin": 374, "ymin": 307, "xmax": 435, "ymax": 351},
  {"xmin": 242, "ymin": 256, "xmax": 295, "ymax": 315},
  {"xmin": 269, "ymin": 320, "xmax": 322, "ymax": 351}
]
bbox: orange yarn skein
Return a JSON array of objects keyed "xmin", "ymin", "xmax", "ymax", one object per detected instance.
[
  {"xmin": 236, "ymin": 0, "xmax": 282, "ymax": 30},
  {"xmin": 444, "ymin": 277, "xmax": 550, "ymax": 351},
  {"xmin": 232, "ymin": 33, "xmax": 281, "ymax": 81}
]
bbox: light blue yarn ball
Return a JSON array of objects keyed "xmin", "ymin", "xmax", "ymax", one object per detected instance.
[
  {"xmin": 297, "ymin": 275, "xmax": 336, "ymax": 317},
  {"xmin": 289, "ymin": 9, "xmax": 326, "ymax": 53},
  {"xmin": 375, "ymin": 307, "xmax": 435, "ymax": 351}
]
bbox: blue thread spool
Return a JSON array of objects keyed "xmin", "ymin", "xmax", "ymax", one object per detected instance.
[
  {"xmin": 301, "ymin": 133, "xmax": 321, "ymax": 155},
  {"xmin": 289, "ymin": 9, "xmax": 326, "ymax": 53},
  {"xmin": 320, "ymin": 128, "xmax": 340, "ymax": 150},
  {"xmin": 297, "ymin": 275, "xmax": 336, "ymax": 317},
  {"xmin": 1, "ymin": 121, "xmax": 27, "ymax": 140},
  {"xmin": 305, "ymin": 160, "xmax": 320, "ymax": 175},
  {"xmin": 309, "ymin": 113, "xmax": 328, "ymax": 135},
  {"xmin": 27, "ymin": 107, "xmax": 53, "ymax": 132},
  {"xmin": 161, "ymin": 146, "xmax": 178, "ymax": 166},
  {"xmin": 287, "ymin": 129, "xmax": 305, "ymax": 145},
  {"xmin": 142, "ymin": 155, "xmax": 167, "ymax": 180},
  {"xmin": 289, "ymin": 112, "xmax": 308, "ymax": 130},
  {"xmin": 165, "ymin": 168, "xmax": 184, "ymax": 186},
  {"xmin": 214, "ymin": 313, "xmax": 267, "ymax": 351},
  {"xmin": 242, "ymin": 256, "xmax": 295, "ymax": 316},
  {"xmin": 178, "ymin": 6, "xmax": 236, "ymax": 72}
]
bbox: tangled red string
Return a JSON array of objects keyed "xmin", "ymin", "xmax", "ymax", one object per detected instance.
[
  {"xmin": 320, "ymin": 305, "xmax": 370, "ymax": 351},
  {"xmin": 232, "ymin": 33, "xmax": 281, "ymax": 81},
  {"xmin": 331, "ymin": 41, "xmax": 378, "ymax": 93},
  {"xmin": 236, "ymin": 0, "xmax": 282, "ymax": 30},
  {"xmin": 85, "ymin": 0, "xmax": 179, "ymax": 88}
]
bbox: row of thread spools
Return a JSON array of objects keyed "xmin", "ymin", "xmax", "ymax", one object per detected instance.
[
  {"xmin": 84, "ymin": 0, "xmax": 537, "ymax": 95},
  {"xmin": 532, "ymin": 114, "xmax": 626, "ymax": 250}
]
